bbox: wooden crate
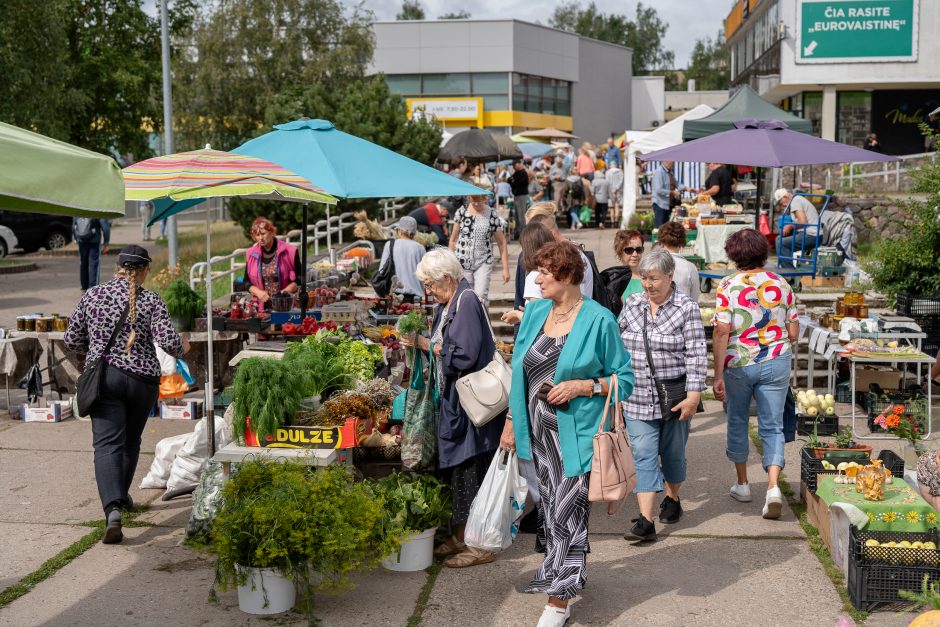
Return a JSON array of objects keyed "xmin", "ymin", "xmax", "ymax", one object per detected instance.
[{"xmin": 801, "ymin": 275, "xmax": 845, "ymax": 288}]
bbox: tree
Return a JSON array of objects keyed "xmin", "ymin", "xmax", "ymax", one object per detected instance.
[
  {"xmin": 549, "ymin": 2, "xmax": 673, "ymax": 74},
  {"xmin": 685, "ymin": 30, "xmax": 730, "ymax": 91},
  {"xmin": 439, "ymin": 10, "xmax": 471, "ymax": 19},
  {"xmin": 172, "ymin": 0, "xmax": 375, "ymax": 152},
  {"xmin": 396, "ymin": 0, "xmax": 425, "ymax": 20}
]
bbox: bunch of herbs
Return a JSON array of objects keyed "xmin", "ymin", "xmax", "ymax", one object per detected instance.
[
  {"xmin": 231, "ymin": 357, "xmax": 305, "ymax": 442},
  {"xmin": 162, "ymin": 278, "xmax": 206, "ymax": 329},
  {"xmin": 373, "ymin": 472, "xmax": 452, "ymax": 535}
]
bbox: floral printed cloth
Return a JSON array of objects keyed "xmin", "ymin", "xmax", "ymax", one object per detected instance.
[
  {"xmin": 713, "ymin": 270, "xmax": 798, "ymax": 369},
  {"xmin": 816, "ymin": 475, "xmax": 939, "ymax": 532},
  {"xmin": 65, "ymin": 278, "xmax": 184, "ymax": 379}
]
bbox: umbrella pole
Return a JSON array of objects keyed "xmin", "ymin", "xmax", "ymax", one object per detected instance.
[
  {"xmin": 326, "ymin": 204, "xmax": 332, "ymax": 252},
  {"xmin": 754, "ymin": 168, "xmax": 762, "ymax": 229},
  {"xmin": 205, "ymin": 204, "xmax": 216, "ymax": 458},
  {"xmin": 300, "ymin": 204, "xmax": 308, "ymax": 316}
]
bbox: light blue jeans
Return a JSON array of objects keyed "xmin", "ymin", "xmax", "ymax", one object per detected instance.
[
  {"xmin": 625, "ymin": 415, "xmax": 691, "ymax": 493},
  {"xmin": 723, "ymin": 355, "xmax": 791, "ymax": 471}
]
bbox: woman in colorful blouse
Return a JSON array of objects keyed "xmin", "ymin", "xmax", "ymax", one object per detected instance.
[
  {"xmin": 65, "ymin": 245, "xmax": 188, "ymax": 544},
  {"xmin": 243, "ymin": 217, "xmax": 302, "ymax": 311},
  {"xmin": 712, "ymin": 229, "xmax": 798, "ymax": 520}
]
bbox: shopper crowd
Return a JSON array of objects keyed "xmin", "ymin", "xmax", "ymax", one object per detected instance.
[{"xmin": 392, "ymin": 140, "xmax": 803, "ymax": 625}]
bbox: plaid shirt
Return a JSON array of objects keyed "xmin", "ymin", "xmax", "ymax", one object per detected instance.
[{"xmin": 618, "ymin": 285, "xmax": 708, "ymax": 421}]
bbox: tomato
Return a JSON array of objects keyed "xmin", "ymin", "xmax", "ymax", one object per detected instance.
[{"xmin": 282, "ymin": 323, "xmax": 297, "ymax": 335}]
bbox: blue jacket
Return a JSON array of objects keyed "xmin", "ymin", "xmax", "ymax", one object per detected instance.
[
  {"xmin": 433, "ymin": 280, "xmax": 505, "ymax": 469},
  {"xmin": 510, "ymin": 298, "xmax": 634, "ymax": 478}
]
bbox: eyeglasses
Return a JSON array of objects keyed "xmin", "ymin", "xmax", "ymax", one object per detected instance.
[{"xmin": 620, "ymin": 246, "xmax": 645, "ymax": 255}]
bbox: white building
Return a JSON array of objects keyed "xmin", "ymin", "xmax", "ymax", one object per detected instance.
[{"xmin": 726, "ymin": 0, "xmax": 939, "ymax": 154}]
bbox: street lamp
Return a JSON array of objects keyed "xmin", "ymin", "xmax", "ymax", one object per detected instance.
[{"xmin": 161, "ymin": 0, "xmax": 179, "ymax": 267}]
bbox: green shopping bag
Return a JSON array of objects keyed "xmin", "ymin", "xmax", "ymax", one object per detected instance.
[
  {"xmin": 579, "ymin": 204, "xmax": 593, "ymax": 224},
  {"xmin": 401, "ymin": 350, "xmax": 439, "ymax": 471}
]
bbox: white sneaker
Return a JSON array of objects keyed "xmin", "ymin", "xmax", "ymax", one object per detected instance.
[
  {"xmin": 730, "ymin": 482, "xmax": 752, "ymax": 502},
  {"xmin": 536, "ymin": 604, "xmax": 570, "ymax": 627},
  {"xmin": 763, "ymin": 486, "xmax": 783, "ymax": 519}
]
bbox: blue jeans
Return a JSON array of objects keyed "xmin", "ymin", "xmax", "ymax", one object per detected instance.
[
  {"xmin": 724, "ymin": 355, "xmax": 791, "ymax": 471},
  {"xmin": 653, "ymin": 203, "xmax": 672, "ymax": 229},
  {"xmin": 777, "ymin": 234, "xmax": 818, "ymax": 268},
  {"xmin": 569, "ymin": 208, "xmax": 582, "ymax": 228},
  {"xmin": 625, "ymin": 415, "xmax": 691, "ymax": 493},
  {"xmin": 78, "ymin": 241, "xmax": 101, "ymax": 290}
]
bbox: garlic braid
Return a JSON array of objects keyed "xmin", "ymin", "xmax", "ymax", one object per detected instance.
[{"xmin": 116, "ymin": 266, "xmax": 143, "ymax": 354}]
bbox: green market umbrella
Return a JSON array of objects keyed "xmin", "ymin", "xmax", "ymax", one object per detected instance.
[{"xmin": 0, "ymin": 121, "xmax": 125, "ymax": 217}]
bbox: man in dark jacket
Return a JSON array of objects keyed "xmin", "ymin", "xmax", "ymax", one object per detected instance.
[
  {"xmin": 72, "ymin": 218, "xmax": 111, "ymax": 291},
  {"xmin": 509, "ymin": 161, "xmax": 529, "ymax": 239}
]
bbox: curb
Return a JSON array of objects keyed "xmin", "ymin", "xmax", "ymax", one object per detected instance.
[{"xmin": 0, "ymin": 261, "xmax": 38, "ymax": 275}]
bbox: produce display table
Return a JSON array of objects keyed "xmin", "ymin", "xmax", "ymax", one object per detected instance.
[
  {"xmin": 211, "ymin": 443, "xmax": 338, "ymax": 479},
  {"xmin": 694, "ymin": 222, "xmax": 752, "ymax": 263},
  {"xmin": 815, "ymin": 475, "xmax": 939, "ymax": 533},
  {"xmin": 849, "ymin": 354, "xmax": 935, "ymax": 440}
]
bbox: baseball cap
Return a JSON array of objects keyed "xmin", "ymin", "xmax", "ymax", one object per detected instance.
[
  {"xmin": 773, "ymin": 189, "xmax": 790, "ymax": 204},
  {"xmin": 397, "ymin": 216, "xmax": 418, "ymax": 235},
  {"xmin": 118, "ymin": 244, "xmax": 152, "ymax": 268}
]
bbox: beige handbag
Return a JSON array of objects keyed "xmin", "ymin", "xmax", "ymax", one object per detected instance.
[
  {"xmin": 588, "ymin": 375, "xmax": 637, "ymax": 515},
  {"xmin": 453, "ymin": 292, "xmax": 512, "ymax": 427}
]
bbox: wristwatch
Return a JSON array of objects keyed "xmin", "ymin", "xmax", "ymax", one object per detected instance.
[{"xmin": 592, "ymin": 379, "xmax": 602, "ymax": 397}]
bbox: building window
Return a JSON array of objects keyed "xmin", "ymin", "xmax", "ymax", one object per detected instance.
[
  {"xmin": 481, "ymin": 95, "xmax": 509, "ymax": 110},
  {"xmin": 837, "ymin": 92, "xmax": 872, "ymax": 147},
  {"xmin": 471, "ymin": 73, "xmax": 507, "ymax": 95},
  {"xmin": 386, "ymin": 74, "xmax": 421, "ymax": 95},
  {"xmin": 422, "ymin": 73, "xmax": 471, "ymax": 95},
  {"xmin": 802, "ymin": 92, "xmax": 823, "ymax": 137},
  {"xmin": 730, "ymin": 1, "xmax": 780, "ymax": 83},
  {"xmin": 511, "ymin": 72, "xmax": 571, "ymax": 117}
]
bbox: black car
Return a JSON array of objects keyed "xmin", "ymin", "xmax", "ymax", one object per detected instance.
[{"xmin": 0, "ymin": 210, "xmax": 73, "ymax": 252}]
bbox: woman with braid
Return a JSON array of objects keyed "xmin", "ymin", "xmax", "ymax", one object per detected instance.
[{"xmin": 66, "ymin": 245, "xmax": 189, "ymax": 543}]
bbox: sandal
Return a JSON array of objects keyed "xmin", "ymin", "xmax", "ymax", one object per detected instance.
[
  {"xmin": 433, "ymin": 536, "xmax": 466, "ymax": 557},
  {"xmin": 443, "ymin": 546, "xmax": 494, "ymax": 568}
]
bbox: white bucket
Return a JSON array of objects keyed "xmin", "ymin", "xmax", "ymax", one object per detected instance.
[
  {"xmin": 382, "ymin": 527, "xmax": 437, "ymax": 572},
  {"xmin": 236, "ymin": 566, "xmax": 296, "ymax": 615}
]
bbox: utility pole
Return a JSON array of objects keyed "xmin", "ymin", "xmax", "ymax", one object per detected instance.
[{"xmin": 161, "ymin": 0, "xmax": 179, "ymax": 266}]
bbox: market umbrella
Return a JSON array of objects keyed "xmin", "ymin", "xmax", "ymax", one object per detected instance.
[
  {"xmin": 0, "ymin": 121, "xmax": 125, "ymax": 217},
  {"xmin": 641, "ymin": 119, "xmax": 898, "ymax": 226},
  {"xmin": 518, "ymin": 142, "xmax": 555, "ymax": 158},
  {"xmin": 124, "ymin": 147, "xmax": 337, "ymax": 457},
  {"xmin": 519, "ymin": 127, "xmax": 579, "ymax": 140},
  {"xmin": 437, "ymin": 127, "xmax": 522, "ymax": 163}
]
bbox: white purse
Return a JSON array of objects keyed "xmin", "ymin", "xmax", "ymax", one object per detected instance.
[{"xmin": 452, "ymin": 292, "xmax": 512, "ymax": 427}]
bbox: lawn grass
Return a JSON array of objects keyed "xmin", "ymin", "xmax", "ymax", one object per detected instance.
[{"xmin": 406, "ymin": 563, "xmax": 442, "ymax": 627}]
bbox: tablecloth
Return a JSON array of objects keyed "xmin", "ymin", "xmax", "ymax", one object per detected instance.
[
  {"xmin": 695, "ymin": 223, "xmax": 753, "ymax": 264},
  {"xmin": 816, "ymin": 475, "xmax": 939, "ymax": 532}
]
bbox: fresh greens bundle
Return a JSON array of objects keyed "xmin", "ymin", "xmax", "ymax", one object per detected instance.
[
  {"xmin": 373, "ymin": 472, "xmax": 452, "ymax": 535},
  {"xmin": 232, "ymin": 357, "xmax": 305, "ymax": 442},
  {"xmin": 396, "ymin": 308, "xmax": 426, "ymax": 336},
  {"xmin": 162, "ymin": 279, "xmax": 205, "ymax": 326},
  {"xmin": 283, "ymin": 336, "xmax": 350, "ymax": 398}
]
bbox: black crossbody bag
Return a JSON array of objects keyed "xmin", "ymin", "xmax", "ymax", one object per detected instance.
[
  {"xmin": 76, "ymin": 304, "xmax": 129, "ymax": 416},
  {"xmin": 642, "ymin": 309, "xmax": 703, "ymax": 421}
]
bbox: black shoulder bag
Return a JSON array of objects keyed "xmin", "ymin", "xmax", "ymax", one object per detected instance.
[
  {"xmin": 642, "ymin": 308, "xmax": 703, "ymax": 421},
  {"xmin": 76, "ymin": 303, "xmax": 129, "ymax": 416},
  {"xmin": 370, "ymin": 239, "xmax": 396, "ymax": 297}
]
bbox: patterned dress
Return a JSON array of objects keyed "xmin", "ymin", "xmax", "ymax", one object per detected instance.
[{"xmin": 523, "ymin": 331, "xmax": 591, "ymax": 601}]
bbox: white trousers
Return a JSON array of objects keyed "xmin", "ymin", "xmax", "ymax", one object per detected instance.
[{"xmin": 462, "ymin": 262, "xmax": 493, "ymax": 306}]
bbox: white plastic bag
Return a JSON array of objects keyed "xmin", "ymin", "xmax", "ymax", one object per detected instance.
[
  {"xmin": 140, "ymin": 432, "xmax": 191, "ymax": 489},
  {"xmin": 166, "ymin": 415, "xmax": 232, "ymax": 491},
  {"xmin": 464, "ymin": 449, "xmax": 527, "ymax": 553}
]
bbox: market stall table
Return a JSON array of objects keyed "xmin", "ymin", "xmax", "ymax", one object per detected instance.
[
  {"xmin": 691, "ymin": 221, "xmax": 752, "ymax": 264},
  {"xmin": 211, "ymin": 442, "xmax": 339, "ymax": 479}
]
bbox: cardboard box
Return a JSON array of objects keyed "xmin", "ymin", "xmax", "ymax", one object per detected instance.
[
  {"xmin": 855, "ymin": 366, "xmax": 902, "ymax": 391},
  {"xmin": 20, "ymin": 401, "xmax": 73, "ymax": 423},
  {"xmin": 244, "ymin": 417, "xmax": 372, "ymax": 449},
  {"xmin": 160, "ymin": 399, "xmax": 204, "ymax": 420},
  {"xmin": 801, "ymin": 275, "xmax": 845, "ymax": 288}
]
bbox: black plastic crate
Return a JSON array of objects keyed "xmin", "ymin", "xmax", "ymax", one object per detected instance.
[
  {"xmin": 796, "ymin": 413, "xmax": 839, "ymax": 436},
  {"xmin": 800, "ymin": 448, "xmax": 828, "ymax": 494},
  {"xmin": 848, "ymin": 525, "xmax": 940, "ymax": 611},
  {"xmin": 896, "ymin": 292, "xmax": 940, "ymax": 319},
  {"xmin": 877, "ymin": 450, "xmax": 905, "ymax": 476},
  {"xmin": 834, "ymin": 382, "xmax": 853, "ymax": 404},
  {"xmin": 866, "ymin": 389, "xmax": 926, "ymax": 421}
]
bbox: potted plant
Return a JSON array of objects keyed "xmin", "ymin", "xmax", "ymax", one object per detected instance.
[
  {"xmin": 374, "ymin": 472, "xmax": 452, "ymax": 572},
  {"xmin": 162, "ymin": 279, "xmax": 205, "ymax": 331},
  {"xmin": 803, "ymin": 426, "xmax": 873, "ymax": 460},
  {"xmin": 210, "ymin": 460, "xmax": 396, "ymax": 616}
]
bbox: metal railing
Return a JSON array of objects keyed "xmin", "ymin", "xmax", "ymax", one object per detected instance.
[
  {"xmin": 188, "ymin": 198, "xmax": 410, "ymax": 297},
  {"xmin": 839, "ymin": 151, "xmax": 936, "ymax": 191}
]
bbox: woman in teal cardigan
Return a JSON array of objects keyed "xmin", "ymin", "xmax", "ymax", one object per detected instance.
[{"xmin": 499, "ymin": 241, "xmax": 633, "ymax": 627}]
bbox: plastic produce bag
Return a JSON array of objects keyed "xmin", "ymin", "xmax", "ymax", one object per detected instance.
[
  {"xmin": 139, "ymin": 432, "xmax": 191, "ymax": 489},
  {"xmin": 464, "ymin": 449, "xmax": 527, "ymax": 553},
  {"xmin": 184, "ymin": 460, "xmax": 226, "ymax": 544}
]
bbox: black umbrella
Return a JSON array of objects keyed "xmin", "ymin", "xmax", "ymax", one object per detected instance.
[{"xmin": 438, "ymin": 128, "xmax": 522, "ymax": 163}]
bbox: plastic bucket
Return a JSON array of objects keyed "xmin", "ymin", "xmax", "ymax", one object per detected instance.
[
  {"xmin": 236, "ymin": 567, "xmax": 296, "ymax": 615},
  {"xmin": 382, "ymin": 527, "xmax": 437, "ymax": 572}
]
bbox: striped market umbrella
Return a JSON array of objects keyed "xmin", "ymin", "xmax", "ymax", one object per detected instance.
[{"xmin": 124, "ymin": 147, "xmax": 336, "ymax": 223}]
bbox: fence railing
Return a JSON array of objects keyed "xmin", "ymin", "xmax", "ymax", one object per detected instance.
[
  {"xmin": 838, "ymin": 151, "xmax": 936, "ymax": 191},
  {"xmin": 188, "ymin": 198, "xmax": 410, "ymax": 297}
]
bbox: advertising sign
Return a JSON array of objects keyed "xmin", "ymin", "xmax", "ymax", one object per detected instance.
[
  {"xmin": 407, "ymin": 98, "xmax": 484, "ymax": 126},
  {"xmin": 797, "ymin": 0, "xmax": 918, "ymax": 63},
  {"xmin": 871, "ymin": 89, "xmax": 940, "ymax": 155}
]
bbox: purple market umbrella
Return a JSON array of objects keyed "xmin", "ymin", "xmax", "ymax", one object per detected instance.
[{"xmin": 642, "ymin": 119, "xmax": 898, "ymax": 225}]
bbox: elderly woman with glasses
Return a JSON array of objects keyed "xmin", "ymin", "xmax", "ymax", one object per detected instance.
[
  {"xmin": 615, "ymin": 229, "xmax": 645, "ymax": 305},
  {"xmin": 242, "ymin": 217, "xmax": 302, "ymax": 311},
  {"xmin": 619, "ymin": 248, "xmax": 707, "ymax": 542},
  {"xmin": 401, "ymin": 248, "xmax": 505, "ymax": 569}
]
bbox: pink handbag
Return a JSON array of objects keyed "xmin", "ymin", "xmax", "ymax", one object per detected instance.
[{"xmin": 588, "ymin": 375, "xmax": 637, "ymax": 515}]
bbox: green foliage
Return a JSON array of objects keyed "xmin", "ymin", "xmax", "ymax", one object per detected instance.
[
  {"xmin": 685, "ymin": 30, "xmax": 730, "ymax": 91},
  {"xmin": 396, "ymin": 309, "xmax": 427, "ymax": 336},
  {"xmin": 628, "ymin": 210, "xmax": 654, "ymax": 233},
  {"xmin": 396, "ymin": 1, "xmax": 425, "ymax": 20},
  {"xmin": 161, "ymin": 279, "xmax": 205, "ymax": 325},
  {"xmin": 863, "ymin": 134, "xmax": 940, "ymax": 298},
  {"xmin": 211, "ymin": 461, "xmax": 398, "ymax": 596},
  {"xmin": 282, "ymin": 336, "xmax": 351, "ymax": 398},
  {"xmin": 374, "ymin": 472, "xmax": 452, "ymax": 535},
  {"xmin": 232, "ymin": 358, "xmax": 305, "ymax": 441},
  {"xmin": 550, "ymin": 1, "xmax": 674, "ymax": 74},
  {"xmin": 439, "ymin": 10, "xmax": 471, "ymax": 19},
  {"xmin": 900, "ymin": 574, "xmax": 940, "ymax": 611},
  {"xmin": 833, "ymin": 426, "xmax": 855, "ymax": 449}
]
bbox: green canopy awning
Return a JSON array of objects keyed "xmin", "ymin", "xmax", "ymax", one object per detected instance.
[
  {"xmin": 0, "ymin": 121, "xmax": 125, "ymax": 217},
  {"xmin": 682, "ymin": 85, "xmax": 813, "ymax": 140}
]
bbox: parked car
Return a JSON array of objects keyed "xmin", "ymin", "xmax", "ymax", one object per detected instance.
[
  {"xmin": 0, "ymin": 225, "xmax": 17, "ymax": 257},
  {"xmin": 0, "ymin": 211, "xmax": 72, "ymax": 252}
]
